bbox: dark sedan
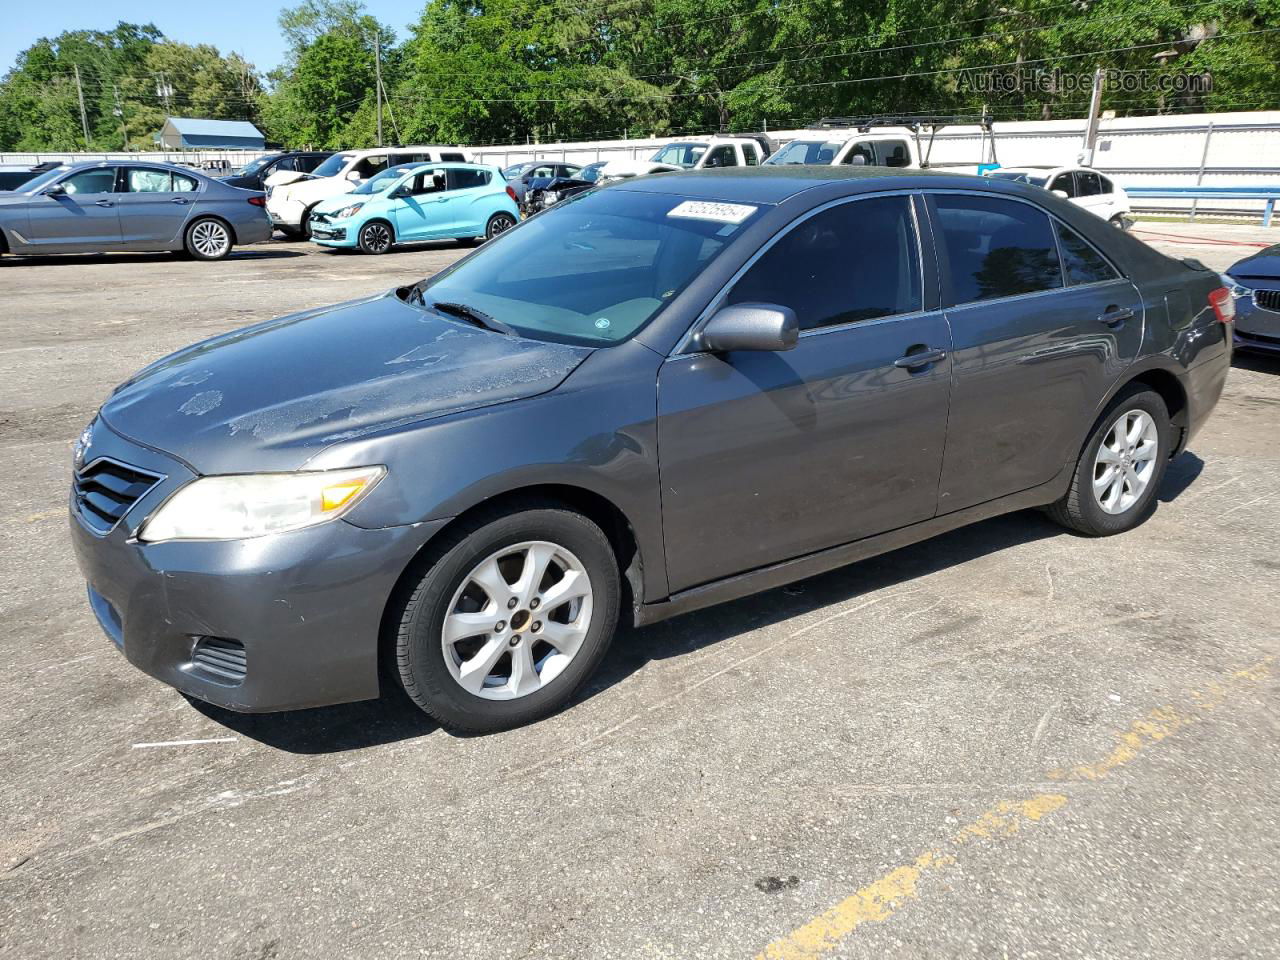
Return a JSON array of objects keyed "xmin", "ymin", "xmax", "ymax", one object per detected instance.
[
  {"xmin": 70, "ymin": 168, "xmax": 1231, "ymax": 732},
  {"xmin": 1223, "ymin": 244, "xmax": 1280, "ymax": 354},
  {"xmin": 0, "ymin": 161, "xmax": 271, "ymax": 261},
  {"xmin": 220, "ymin": 151, "xmax": 333, "ymax": 191}
]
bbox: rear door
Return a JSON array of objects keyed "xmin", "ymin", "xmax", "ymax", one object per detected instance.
[
  {"xmin": 926, "ymin": 191, "xmax": 1143, "ymax": 512},
  {"xmin": 443, "ymin": 168, "xmax": 492, "ymax": 237},
  {"xmin": 25, "ymin": 167, "xmax": 121, "ymax": 250},
  {"xmin": 656, "ymin": 194, "xmax": 953, "ymax": 591},
  {"xmin": 115, "ymin": 167, "xmax": 200, "ymax": 248},
  {"xmin": 1073, "ymin": 170, "xmax": 1110, "ymax": 220}
]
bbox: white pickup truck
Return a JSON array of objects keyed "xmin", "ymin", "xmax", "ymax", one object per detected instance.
[
  {"xmin": 601, "ymin": 136, "xmax": 776, "ymax": 179},
  {"xmin": 765, "ymin": 131, "xmax": 921, "ymax": 169}
]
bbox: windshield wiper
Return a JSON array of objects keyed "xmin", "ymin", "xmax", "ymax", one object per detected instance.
[{"xmin": 430, "ymin": 301, "xmax": 516, "ymax": 337}]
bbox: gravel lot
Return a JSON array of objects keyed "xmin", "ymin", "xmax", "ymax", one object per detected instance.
[{"xmin": 2, "ymin": 224, "xmax": 1278, "ymax": 960}]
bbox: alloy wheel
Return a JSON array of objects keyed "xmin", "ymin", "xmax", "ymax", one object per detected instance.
[
  {"xmin": 488, "ymin": 215, "xmax": 516, "ymax": 239},
  {"xmin": 191, "ymin": 220, "xmax": 230, "ymax": 258},
  {"xmin": 1092, "ymin": 408, "xmax": 1159, "ymax": 514},
  {"xmin": 441, "ymin": 541, "xmax": 593, "ymax": 700},
  {"xmin": 361, "ymin": 222, "xmax": 392, "ymax": 253}
]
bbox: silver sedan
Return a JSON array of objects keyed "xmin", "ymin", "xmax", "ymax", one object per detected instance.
[{"xmin": 0, "ymin": 161, "xmax": 273, "ymax": 261}]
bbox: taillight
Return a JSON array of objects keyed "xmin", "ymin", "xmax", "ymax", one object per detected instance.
[
  {"xmin": 506, "ymin": 185, "xmax": 518, "ymax": 202},
  {"xmin": 248, "ymin": 195, "xmax": 266, "ymax": 207},
  {"xmin": 1208, "ymin": 286, "xmax": 1235, "ymax": 324}
]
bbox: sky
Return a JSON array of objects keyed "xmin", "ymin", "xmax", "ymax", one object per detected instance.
[{"xmin": 1, "ymin": 0, "xmax": 425, "ymax": 77}]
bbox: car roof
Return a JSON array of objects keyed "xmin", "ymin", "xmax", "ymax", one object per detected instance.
[{"xmin": 612, "ymin": 166, "xmax": 977, "ymax": 204}]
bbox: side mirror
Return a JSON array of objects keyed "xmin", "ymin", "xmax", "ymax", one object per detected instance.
[
  {"xmin": 1051, "ymin": 189, "xmax": 1069, "ymax": 199},
  {"xmin": 847, "ymin": 154, "xmax": 867, "ymax": 166},
  {"xmin": 44, "ymin": 182, "xmax": 66, "ymax": 196},
  {"xmin": 700, "ymin": 303, "xmax": 798, "ymax": 353}
]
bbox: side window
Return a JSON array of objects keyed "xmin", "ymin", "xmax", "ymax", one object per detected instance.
[
  {"xmin": 1076, "ymin": 171, "xmax": 1102, "ymax": 196},
  {"xmin": 743, "ymin": 143, "xmax": 759, "ymax": 166},
  {"xmin": 354, "ymin": 155, "xmax": 388, "ymax": 178},
  {"xmin": 172, "ymin": 172, "xmax": 198, "ymax": 192},
  {"xmin": 704, "ymin": 145, "xmax": 737, "ymax": 168},
  {"xmin": 1055, "ymin": 220, "xmax": 1120, "ymax": 285},
  {"xmin": 561, "ymin": 164, "xmax": 581, "ymax": 177},
  {"xmin": 62, "ymin": 168, "xmax": 117, "ymax": 194},
  {"xmin": 878, "ymin": 140, "xmax": 910, "ymax": 168},
  {"xmin": 842, "ymin": 142, "xmax": 875, "ymax": 166},
  {"xmin": 126, "ymin": 168, "xmax": 173, "ymax": 192},
  {"xmin": 273, "ymin": 157, "xmax": 298, "ymax": 173},
  {"xmin": 1097, "ymin": 175, "xmax": 1114, "ymax": 194},
  {"xmin": 530, "ymin": 165, "xmax": 556, "ymax": 179},
  {"xmin": 934, "ymin": 194, "xmax": 1064, "ymax": 304},
  {"xmin": 440, "ymin": 152, "xmax": 466, "ymax": 162},
  {"xmin": 725, "ymin": 196, "xmax": 922, "ymax": 331},
  {"xmin": 447, "ymin": 169, "xmax": 489, "ymax": 190},
  {"xmin": 1049, "ymin": 173, "xmax": 1077, "ymax": 198},
  {"xmin": 409, "ymin": 169, "xmax": 445, "ymax": 195}
]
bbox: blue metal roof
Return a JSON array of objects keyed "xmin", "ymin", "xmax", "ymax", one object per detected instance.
[{"xmin": 164, "ymin": 117, "xmax": 264, "ymax": 139}]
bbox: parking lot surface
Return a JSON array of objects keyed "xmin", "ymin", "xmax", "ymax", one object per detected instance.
[{"xmin": 2, "ymin": 226, "xmax": 1278, "ymax": 959}]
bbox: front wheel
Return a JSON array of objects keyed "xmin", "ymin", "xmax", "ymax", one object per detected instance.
[
  {"xmin": 1046, "ymin": 386, "xmax": 1171, "ymax": 536},
  {"xmin": 1110, "ymin": 214, "xmax": 1128, "ymax": 230},
  {"xmin": 392, "ymin": 505, "xmax": 620, "ymax": 733},
  {"xmin": 357, "ymin": 220, "xmax": 394, "ymax": 254},
  {"xmin": 184, "ymin": 217, "xmax": 233, "ymax": 261},
  {"xmin": 485, "ymin": 212, "xmax": 517, "ymax": 241}
]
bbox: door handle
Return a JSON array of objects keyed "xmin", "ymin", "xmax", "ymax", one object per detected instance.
[
  {"xmin": 894, "ymin": 347, "xmax": 947, "ymax": 370},
  {"xmin": 170, "ymin": 197, "xmax": 189, "ymax": 205},
  {"xmin": 94, "ymin": 199, "xmax": 114, "ymax": 207},
  {"xmin": 1100, "ymin": 306, "xmax": 1134, "ymax": 327}
]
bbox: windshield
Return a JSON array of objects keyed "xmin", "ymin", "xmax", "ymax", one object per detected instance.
[
  {"xmin": 234, "ymin": 154, "xmax": 278, "ymax": 176},
  {"xmin": 651, "ymin": 143, "xmax": 707, "ymax": 168},
  {"xmin": 312, "ymin": 153, "xmax": 355, "ymax": 178},
  {"xmin": 18, "ymin": 166, "xmax": 72, "ymax": 193},
  {"xmin": 767, "ymin": 140, "xmax": 842, "ymax": 165},
  {"xmin": 987, "ymin": 170, "xmax": 1048, "ymax": 187},
  {"xmin": 503, "ymin": 163, "xmax": 533, "ymax": 179},
  {"xmin": 417, "ymin": 189, "xmax": 764, "ymax": 346},
  {"xmin": 352, "ymin": 163, "xmax": 429, "ymax": 195}
]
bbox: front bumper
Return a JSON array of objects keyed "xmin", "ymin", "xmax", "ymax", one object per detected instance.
[
  {"xmin": 1233, "ymin": 287, "xmax": 1280, "ymax": 352},
  {"xmin": 68, "ymin": 420, "xmax": 445, "ymax": 712},
  {"xmin": 310, "ymin": 218, "xmax": 354, "ymax": 245}
]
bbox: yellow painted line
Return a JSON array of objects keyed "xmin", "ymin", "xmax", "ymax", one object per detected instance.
[{"xmin": 756, "ymin": 656, "xmax": 1273, "ymax": 960}]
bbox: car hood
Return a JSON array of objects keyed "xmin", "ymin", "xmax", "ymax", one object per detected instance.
[
  {"xmin": 312, "ymin": 191, "xmax": 382, "ymax": 215},
  {"xmin": 100, "ymin": 291, "xmax": 593, "ymax": 474},
  {"xmin": 1227, "ymin": 244, "xmax": 1280, "ymax": 280}
]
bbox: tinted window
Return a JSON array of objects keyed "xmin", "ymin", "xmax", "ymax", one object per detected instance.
[
  {"xmin": 448, "ymin": 169, "xmax": 490, "ymax": 190},
  {"xmin": 423, "ymin": 189, "xmax": 759, "ymax": 346},
  {"xmin": 353, "ymin": 155, "xmax": 389, "ymax": 178},
  {"xmin": 0, "ymin": 171, "xmax": 35, "ymax": 189},
  {"xmin": 1055, "ymin": 220, "xmax": 1119, "ymax": 285},
  {"xmin": 743, "ymin": 143, "xmax": 759, "ymax": 166},
  {"xmin": 934, "ymin": 194, "xmax": 1063, "ymax": 304},
  {"xmin": 1076, "ymin": 171, "xmax": 1102, "ymax": 196},
  {"xmin": 1097, "ymin": 175, "xmax": 1114, "ymax": 194},
  {"xmin": 703, "ymin": 145, "xmax": 737, "ymax": 168},
  {"xmin": 298, "ymin": 155, "xmax": 326, "ymax": 172},
  {"xmin": 440, "ymin": 152, "xmax": 466, "ymax": 162},
  {"xmin": 842, "ymin": 142, "xmax": 874, "ymax": 165},
  {"xmin": 62, "ymin": 168, "xmax": 116, "ymax": 194},
  {"xmin": 727, "ymin": 196, "xmax": 922, "ymax": 331},
  {"xmin": 877, "ymin": 140, "xmax": 910, "ymax": 167},
  {"xmin": 1049, "ymin": 173, "xmax": 1076, "ymax": 198},
  {"xmin": 408, "ymin": 169, "xmax": 445, "ymax": 195}
]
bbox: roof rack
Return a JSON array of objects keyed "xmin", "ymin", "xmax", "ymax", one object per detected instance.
[{"xmin": 808, "ymin": 111, "xmax": 998, "ymax": 168}]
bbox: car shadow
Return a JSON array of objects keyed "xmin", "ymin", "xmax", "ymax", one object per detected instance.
[
  {"xmin": 1159, "ymin": 451, "xmax": 1204, "ymax": 503},
  {"xmin": 2, "ymin": 250, "xmax": 305, "ymax": 266},
  {"xmin": 193, "ymin": 508, "xmax": 1067, "ymax": 754},
  {"xmin": 1232, "ymin": 350, "xmax": 1280, "ymax": 375}
]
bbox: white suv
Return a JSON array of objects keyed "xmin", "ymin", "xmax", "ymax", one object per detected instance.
[
  {"xmin": 265, "ymin": 146, "xmax": 468, "ymax": 238},
  {"xmin": 764, "ymin": 132, "xmax": 919, "ymax": 168},
  {"xmin": 985, "ymin": 166, "xmax": 1132, "ymax": 227}
]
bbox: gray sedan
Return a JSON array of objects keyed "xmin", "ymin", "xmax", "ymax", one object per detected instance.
[{"xmin": 0, "ymin": 161, "xmax": 272, "ymax": 261}]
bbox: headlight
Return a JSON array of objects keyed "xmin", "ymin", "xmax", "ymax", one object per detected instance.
[
  {"xmin": 1221, "ymin": 273, "xmax": 1250, "ymax": 298},
  {"xmin": 139, "ymin": 466, "xmax": 385, "ymax": 543},
  {"xmin": 544, "ymin": 191, "xmax": 560, "ymax": 204},
  {"xmin": 335, "ymin": 202, "xmax": 364, "ymax": 219}
]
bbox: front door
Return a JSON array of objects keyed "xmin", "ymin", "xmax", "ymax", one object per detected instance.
[
  {"xmin": 657, "ymin": 194, "xmax": 953, "ymax": 592},
  {"xmin": 115, "ymin": 167, "xmax": 200, "ymax": 248},
  {"xmin": 392, "ymin": 168, "xmax": 450, "ymax": 241},
  {"xmin": 24, "ymin": 167, "xmax": 121, "ymax": 250},
  {"xmin": 926, "ymin": 191, "xmax": 1144, "ymax": 512}
]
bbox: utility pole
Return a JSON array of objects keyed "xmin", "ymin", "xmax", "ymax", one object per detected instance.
[
  {"xmin": 373, "ymin": 34, "xmax": 383, "ymax": 146},
  {"xmin": 112, "ymin": 83, "xmax": 128, "ymax": 148},
  {"xmin": 73, "ymin": 64, "xmax": 91, "ymax": 148},
  {"xmin": 1081, "ymin": 67, "xmax": 1105, "ymax": 165}
]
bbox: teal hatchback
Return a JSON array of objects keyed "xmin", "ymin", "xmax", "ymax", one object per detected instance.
[{"xmin": 308, "ymin": 162, "xmax": 520, "ymax": 254}]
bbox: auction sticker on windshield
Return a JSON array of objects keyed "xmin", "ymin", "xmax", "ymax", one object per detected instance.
[{"xmin": 667, "ymin": 200, "xmax": 757, "ymax": 224}]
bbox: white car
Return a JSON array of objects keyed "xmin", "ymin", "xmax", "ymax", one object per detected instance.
[
  {"xmin": 641, "ymin": 136, "xmax": 774, "ymax": 171},
  {"xmin": 265, "ymin": 146, "xmax": 468, "ymax": 238},
  {"xmin": 596, "ymin": 159, "xmax": 682, "ymax": 181},
  {"xmin": 764, "ymin": 131, "xmax": 920, "ymax": 169},
  {"xmin": 985, "ymin": 166, "xmax": 1131, "ymax": 227}
]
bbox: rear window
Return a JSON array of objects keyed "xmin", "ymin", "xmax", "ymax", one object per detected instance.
[{"xmin": 934, "ymin": 194, "xmax": 1063, "ymax": 304}]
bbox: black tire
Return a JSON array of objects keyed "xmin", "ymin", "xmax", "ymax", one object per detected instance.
[
  {"xmin": 392, "ymin": 503, "xmax": 621, "ymax": 733},
  {"xmin": 1046, "ymin": 385, "xmax": 1171, "ymax": 536},
  {"xmin": 183, "ymin": 217, "xmax": 233, "ymax": 261},
  {"xmin": 357, "ymin": 219, "xmax": 395, "ymax": 255},
  {"xmin": 485, "ymin": 212, "xmax": 518, "ymax": 241},
  {"xmin": 1110, "ymin": 215, "xmax": 1128, "ymax": 230}
]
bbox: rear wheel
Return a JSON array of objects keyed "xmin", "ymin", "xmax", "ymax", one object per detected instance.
[
  {"xmin": 1110, "ymin": 214, "xmax": 1128, "ymax": 229},
  {"xmin": 1046, "ymin": 385, "xmax": 1171, "ymax": 536},
  {"xmin": 358, "ymin": 220, "xmax": 394, "ymax": 255},
  {"xmin": 184, "ymin": 217, "xmax": 233, "ymax": 261},
  {"xmin": 392, "ymin": 504, "xmax": 620, "ymax": 733},
  {"xmin": 485, "ymin": 212, "xmax": 517, "ymax": 241}
]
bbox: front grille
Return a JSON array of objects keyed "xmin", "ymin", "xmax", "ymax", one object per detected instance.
[
  {"xmin": 72, "ymin": 458, "xmax": 163, "ymax": 533},
  {"xmin": 1253, "ymin": 289, "xmax": 1280, "ymax": 312},
  {"xmin": 190, "ymin": 637, "xmax": 247, "ymax": 685}
]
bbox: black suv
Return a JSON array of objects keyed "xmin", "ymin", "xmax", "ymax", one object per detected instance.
[{"xmin": 220, "ymin": 152, "xmax": 333, "ymax": 191}]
